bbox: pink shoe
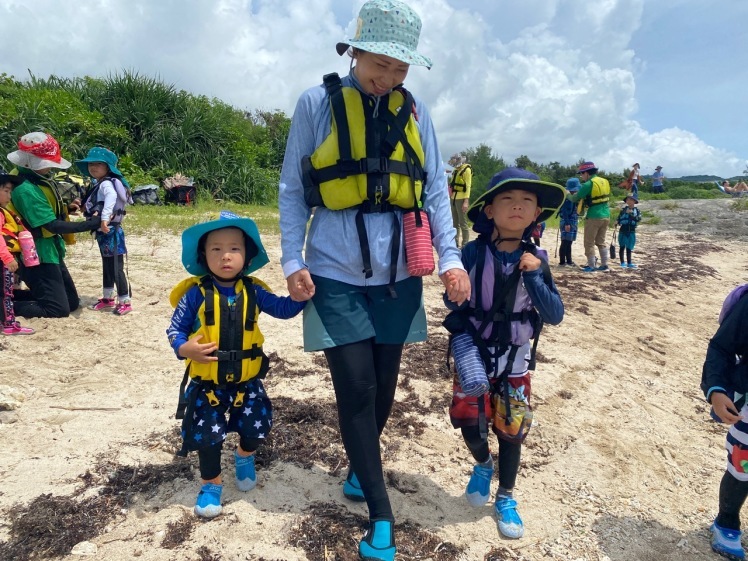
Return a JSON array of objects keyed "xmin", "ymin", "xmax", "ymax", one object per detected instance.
[
  {"xmin": 2, "ymin": 321, "xmax": 35, "ymax": 335},
  {"xmin": 113, "ymin": 302, "xmax": 132, "ymax": 316},
  {"xmin": 90, "ymin": 298, "xmax": 115, "ymax": 311}
]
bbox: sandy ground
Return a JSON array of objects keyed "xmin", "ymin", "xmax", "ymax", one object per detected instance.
[{"xmin": 0, "ymin": 204, "xmax": 747, "ymax": 561}]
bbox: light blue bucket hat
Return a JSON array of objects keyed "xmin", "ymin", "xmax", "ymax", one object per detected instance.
[
  {"xmin": 181, "ymin": 210, "xmax": 269, "ymax": 276},
  {"xmin": 75, "ymin": 147, "xmax": 125, "ymax": 180},
  {"xmin": 336, "ymin": 0, "xmax": 432, "ymax": 68}
]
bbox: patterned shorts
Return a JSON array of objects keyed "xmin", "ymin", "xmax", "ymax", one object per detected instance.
[{"xmin": 96, "ymin": 227, "xmax": 127, "ymax": 257}]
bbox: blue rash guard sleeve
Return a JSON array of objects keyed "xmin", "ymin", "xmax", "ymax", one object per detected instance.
[
  {"xmin": 701, "ymin": 294, "xmax": 748, "ymax": 401},
  {"xmin": 254, "ymin": 284, "xmax": 306, "ymax": 319},
  {"xmin": 166, "ymin": 285, "xmax": 203, "ymax": 359},
  {"xmin": 522, "ymin": 266, "xmax": 564, "ymax": 325}
]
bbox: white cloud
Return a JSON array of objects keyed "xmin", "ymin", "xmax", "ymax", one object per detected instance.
[{"xmin": 0, "ymin": 0, "xmax": 744, "ymax": 178}]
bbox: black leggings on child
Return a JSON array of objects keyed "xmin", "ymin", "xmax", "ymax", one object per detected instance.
[
  {"xmin": 102, "ymin": 255, "xmax": 129, "ymax": 297},
  {"xmin": 324, "ymin": 339, "xmax": 403, "ymax": 522},
  {"xmin": 716, "ymin": 471, "xmax": 748, "ymax": 530},
  {"xmin": 559, "ymin": 240, "xmax": 574, "ymax": 265},
  {"xmin": 461, "ymin": 425, "xmax": 522, "ymax": 491},
  {"xmin": 619, "ymin": 246, "xmax": 632, "ymax": 265},
  {"xmin": 198, "ymin": 437, "xmax": 262, "ymax": 481}
]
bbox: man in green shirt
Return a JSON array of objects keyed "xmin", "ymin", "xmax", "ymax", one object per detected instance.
[
  {"xmin": 7, "ymin": 132, "xmax": 100, "ymax": 317},
  {"xmin": 569, "ymin": 161, "xmax": 611, "ymax": 272}
]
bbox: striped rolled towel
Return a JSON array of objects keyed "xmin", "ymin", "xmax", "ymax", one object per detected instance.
[{"xmin": 451, "ymin": 333, "xmax": 489, "ymax": 396}]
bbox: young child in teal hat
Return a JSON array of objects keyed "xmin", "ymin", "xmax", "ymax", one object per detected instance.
[
  {"xmin": 616, "ymin": 194, "xmax": 641, "ymax": 268},
  {"xmin": 166, "ymin": 211, "xmax": 305, "ymax": 519},
  {"xmin": 75, "ymin": 147, "xmax": 134, "ymax": 315}
]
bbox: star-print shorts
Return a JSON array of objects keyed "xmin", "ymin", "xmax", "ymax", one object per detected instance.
[{"xmin": 180, "ymin": 379, "xmax": 272, "ymax": 453}]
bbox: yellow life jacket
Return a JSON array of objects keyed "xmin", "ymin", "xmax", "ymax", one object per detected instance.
[
  {"xmin": 449, "ymin": 164, "xmax": 472, "ymax": 193},
  {"xmin": 586, "ymin": 176, "xmax": 611, "ymax": 206},
  {"xmin": 0, "ymin": 207, "xmax": 24, "ymax": 254},
  {"xmin": 169, "ymin": 275, "xmax": 270, "ymax": 394},
  {"xmin": 302, "ymin": 73, "xmax": 426, "ymax": 212}
]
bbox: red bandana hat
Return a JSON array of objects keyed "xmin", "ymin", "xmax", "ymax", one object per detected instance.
[{"xmin": 7, "ymin": 132, "xmax": 71, "ymax": 171}]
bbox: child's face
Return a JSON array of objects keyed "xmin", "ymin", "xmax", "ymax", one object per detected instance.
[
  {"xmin": 353, "ymin": 51, "xmax": 410, "ymax": 96},
  {"xmin": 88, "ymin": 162, "xmax": 109, "ymax": 180},
  {"xmin": 204, "ymin": 227, "xmax": 247, "ymax": 280},
  {"xmin": 484, "ymin": 189, "xmax": 541, "ymax": 235},
  {"xmin": 0, "ymin": 183, "xmax": 12, "ymax": 206},
  {"xmin": 626, "ymin": 198, "xmax": 636, "ymax": 208}
]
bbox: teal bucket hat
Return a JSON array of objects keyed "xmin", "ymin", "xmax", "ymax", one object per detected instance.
[
  {"xmin": 181, "ymin": 210, "xmax": 269, "ymax": 277},
  {"xmin": 336, "ymin": 0, "xmax": 432, "ymax": 68},
  {"xmin": 75, "ymin": 147, "xmax": 125, "ymax": 180}
]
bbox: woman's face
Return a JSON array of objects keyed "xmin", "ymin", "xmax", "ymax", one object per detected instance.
[
  {"xmin": 353, "ymin": 51, "xmax": 410, "ymax": 96},
  {"xmin": 88, "ymin": 162, "xmax": 109, "ymax": 181}
]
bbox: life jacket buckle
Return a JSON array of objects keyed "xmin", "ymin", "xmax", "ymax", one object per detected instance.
[
  {"xmin": 205, "ymin": 390, "xmax": 220, "ymax": 407},
  {"xmin": 216, "ymin": 350, "xmax": 238, "ymax": 362},
  {"xmin": 363, "ymin": 157, "xmax": 388, "ymax": 174},
  {"xmin": 233, "ymin": 391, "xmax": 245, "ymax": 408}
]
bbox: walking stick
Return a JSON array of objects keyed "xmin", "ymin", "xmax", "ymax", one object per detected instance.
[{"xmin": 553, "ymin": 224, "xmax": 560, "ymax": 258}]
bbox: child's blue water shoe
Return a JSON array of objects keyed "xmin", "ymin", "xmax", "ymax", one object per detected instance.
[
  {"xmin": 359, "ymin": 519, "xmax": 396, "ymax": 561},
  {"xmin": 465, "ymin": 462, "xmax": 494, "ymax": 507},
  {"xmin": 495, "ymin": 496, "xmax": 524, "ymax": 539},
  {"xmin": 711, "ymin": 521, "xmax": 745, "ymax": 560},
  {"xmin": 235, "ymin": 451, "xmax": 257, "ymax": 491},
  {"xmin": 194, "ymin": 483, "xmax": 223, "ymax": 518},
  {"xmin": 627, "ymin": 263, "xmax": 638, "ymax": 269},
  {"xmin": 343, "ymin": 470, "xmax": 366, "ymax": 502},
  {"xmin": 619, "ymin": 262, "xmax": 627, "ymax": 268}
]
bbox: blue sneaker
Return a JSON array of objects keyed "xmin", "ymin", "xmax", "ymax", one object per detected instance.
[
  {"xmin": 235, "ymin": 451, "xmax": 257, "ymax": 491},
  {"xmin": 627, "ymin": 263, "xmax": 638, "ymax": 269},
  {"xmin": 343, "ymin": 470, "xmax": 366, "ymax": 502},
  {"xmin": 581, "ymin": 266, "xmax": 596, "ymax": 273},
  {"xmin": 495, "ymin": 496, "xmax": 524, "ymax": 539},
  {"xmin": 359, "ymin": 519, "xmax": 396, "ymax": 561},
  {"xmin": 465, "ymin": 462, "xmax": 493, "ymax": 507},
  {"xmin": 596, "ymin": 265, "xmax": 610, "ymax": 272},
  {"xmin": 711, "ymin": 522, "xmax": 745, "ymax": 560},
  {"xmin": 194, "ymin": 483, "xmax": 223, "ymax": 518},
  {"xmin": 619, "ymin": 262, "xmax": 627, "ymax": 268}
]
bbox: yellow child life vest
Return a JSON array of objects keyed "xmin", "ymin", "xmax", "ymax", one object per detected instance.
[
  {"xmin": 586, "ymin": 176, "xmax": 611, "ymax": 206},
  {"xmin": 302, "ymin": 73, "xmax": 426, "ymax": 212},
  {"xmin": 1, "ymin": 207, "xmax": 24, "ymax": 254},
  {"xmin": 169, "ymin": 275, "xmax": 270, "ymax": 392}
]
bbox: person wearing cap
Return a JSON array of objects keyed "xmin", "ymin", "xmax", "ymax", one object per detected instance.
[
  {"xmin": 444, "ymin": 167, "xmax": 565, "ymax": 539},
  {"xmin": 652, "ymin": 165, "xmax": 665, "ymax": 194},
  {"xmin": 167, "ymin": 211, "xmax": 305, "ymax": 519},
  {"xmin": 75, "ymin": 147, "xmax": 134, "ymax": 316},
  {"xmin": 557, "ymin": 177, "xmax": 581, "ymax": 266},
  {"xmin": 0, "ymin": 168, "xmax": 35, "ymax": 335},
  {"xmin": 448, "ymin": 153, "xmax": 473, "ymax": 248},
  {"xmin": 616, "ymin": 194, "xmax": 641, "ymax": 268},
  {"xmin": 627, "ymin": 163, "xmax": 641, "ymax": 199},
  {"xmin": 6, "ymin": 132, "xmax": 101, "ymax": 318},
  {"xmin": 569, "ymin": 161, "xmax": 611, "ymax": 272},
  {"xmin": 278, "ymin": 1, "xmax": 469, "ymax": 557}
]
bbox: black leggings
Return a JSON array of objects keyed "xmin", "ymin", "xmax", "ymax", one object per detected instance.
[
  {"xmin": 102, "ymin": 255, "xmax": 129, "ymax": 298},
  {"xmin": 559, "ymin": 240, "xmax": 574, "ymax": 264},
  {"xmin": 461, "ymin": 425, "xmax": 522, "ymax": 491},
  {"xmin": 716, "ymin": 471, "xmax": 748, "ymax": 530},
  {"xmin": 14, "ymin": 261, "xmax": 79, "ymax": 318},
  {"xmin": 619, "ymin": 246, "xmax": 632, "ymax": 264},
  {"xmin": 197, "ymin": 436, "xmax": 262, "ymax": 481},
  {"xmin": 324, "ymin": 339, "xmax": 403, "ymax": 522}
]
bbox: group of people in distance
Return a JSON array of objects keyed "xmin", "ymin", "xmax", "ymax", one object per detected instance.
[{"xmin": 3, "ymin": 2, "xmax": 745, "ymax": 561}]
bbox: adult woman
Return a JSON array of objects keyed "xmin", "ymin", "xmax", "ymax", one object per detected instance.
[
  {"xmin": 278, "ymin": 1, "xmax": 469, "ymax": 558},
  {"xmin": 6, "ymin": 132, "xmax": 100, "ymax": 318}
]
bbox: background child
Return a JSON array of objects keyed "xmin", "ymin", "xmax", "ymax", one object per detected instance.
[
  {"xmin": 558, "ymin": 177, "xmax": 580, "ymax": 266},
  {"xmin": 444, "ymin": 168, "xmax": 564, "ymax": 539},
  {"xmin": 75, "ymin": 147, "xmax": 133, "ymax": 315},
  {"xmin": 617, "ymin": 194, "xmax": 641, "ymax": 268},
  {"xmin": 0, "ymin": 168, "xmax": 34, "ymax": 335},
  {"xmin": 167, "ymin": 211, "xmax": 304, "ymax": 519},
  {"xmin": 701, "ymin": 286, "xmax": 748, "ymax": 560},
  {"xmin": 530, "ymin": 221, "xmax": 545, "ymax": 246}
]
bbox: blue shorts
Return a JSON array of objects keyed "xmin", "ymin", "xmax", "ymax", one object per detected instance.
[
  {"xmin": 180, "ymin": 378, "xmax": 272, "ymax": 452},
  {"xmin": 302, "ymin": 275, "xmax": 427, "ymax": 351},
  {"xmin": 96, "ymin": 226, "xmax": 127, "ymax": 257}
]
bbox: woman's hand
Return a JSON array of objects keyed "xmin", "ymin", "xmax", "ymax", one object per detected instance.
[
  {"xmin": 287, "ymin": 268, "xmax": 316, "ymax": 302},
  {"xmin": 440, "ymin": 268, "xmax": 470, "ymax": 306},
  {"xmin": 178, "ymin": 334, "xmax": 218, "ymax": 363}
]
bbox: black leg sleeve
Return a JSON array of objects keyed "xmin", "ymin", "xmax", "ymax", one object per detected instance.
[
  {"xmin": 102, "ymin": 256, "xmax": 115, "ymax": 289},
  {"xmin": 497, "ymin": 438, "xmax": 522, "ymax": 491},
  {"xmin": 114, "ymin": 254, "xmax": 129, "ymax": 297},
  {"xmin": 461, "ymin": 425, "xmax": 491, "ymax": 464},
  {"xmin": 197, "ymin": 444, "xmax": 223, "ymax": 481},
  {"xmin": 716, "ymin": 471, "xmax": 748, "ymax": 530}
]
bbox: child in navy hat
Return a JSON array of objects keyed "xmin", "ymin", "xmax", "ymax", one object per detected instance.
[
  {"xmin": 166, "ymin": 211, "xmax": 305, "ymax": 519},
  {"xmin": 558, "ymin": 177, "xmax": 580, "ymax": 266},
  {"xmin": 617, "ymin": 194, "xmax": 641, "ymax": 268},
  {"xmin": 443, "ymin": 167, "xmax": 565, "ymax": 540}
]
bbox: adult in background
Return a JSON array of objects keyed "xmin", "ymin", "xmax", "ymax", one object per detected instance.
[
  {"xmin": 6, "ymin": 132, "xmax": 100, "ymax": 318},
  {"xmin": 448, "ymin": 153, "xmax": 473, "ymax": 248},
  {"xmin": 627, "ymin": 162, "xmax": 641, "ymax": 199},
  {"xmin": 652, "ymin": 165, "xmax": 665, "ymax": 194},
  {"xmin": 569, "ymin": 161, "xmax": 611, "ymax": 272}
]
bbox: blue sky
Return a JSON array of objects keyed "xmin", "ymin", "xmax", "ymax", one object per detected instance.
[{"xmin": 1, "ymin": 0, "xmax": 746, "ymax": 178}]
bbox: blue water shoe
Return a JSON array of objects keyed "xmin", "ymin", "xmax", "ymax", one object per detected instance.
[
  {"xmin": 359, "ymin": 519, "xmax": 396, "ymax": 561},
  {"xmin": 194, "ymin": 483, "xmax": 223, "ymax": 518}
]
